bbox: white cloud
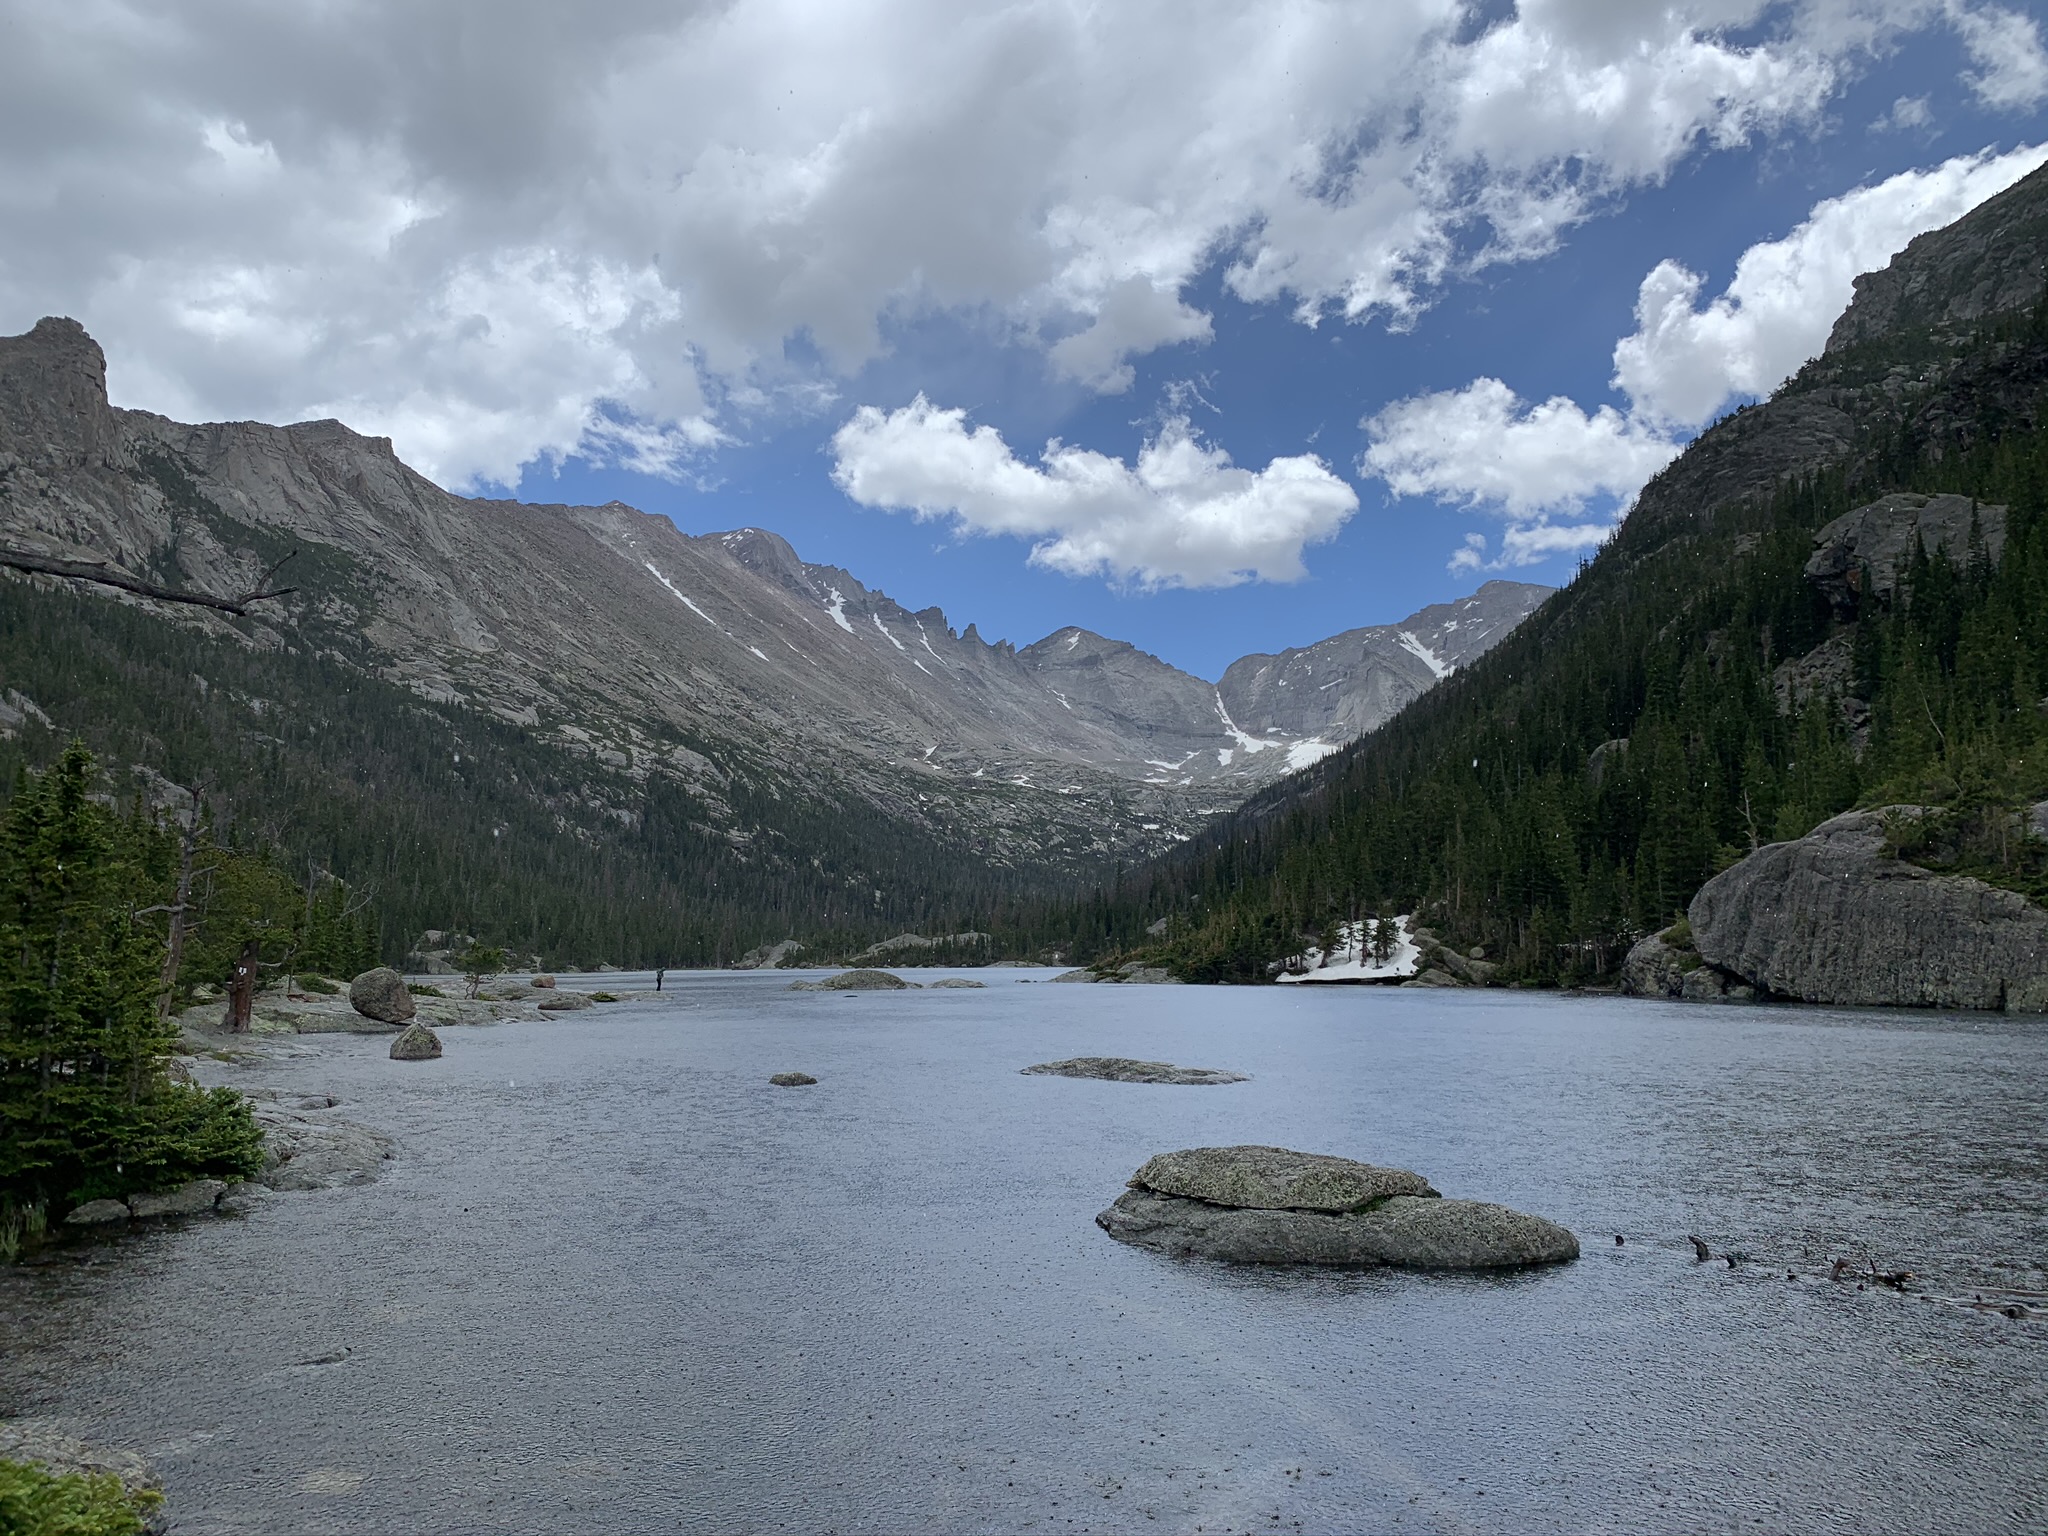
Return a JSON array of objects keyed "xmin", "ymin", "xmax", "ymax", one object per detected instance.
[
  {"xmin": 1877, "ymin": 94, "xmax": 1935, "ymax": 131},
  {"xmin": 831, "ymin": 396, "xmax": 1357, "ymax": 587},
  {"xmin": 1948, "ymin": 2, "xmax": 2048, "ymax": 110},
  {"xmin": 1612, "ymin": 143, "xmax": 2048, "ymax": 428},
  {"xmin": 0, "ymin": 0, "xmax": 1986, "ymax": 488},
  {"xmin": 1365, "ymin": 142, "xmax": 2048, "ymax": 570},
  {"xmin": 1361, "ymin": 378, "xmax": 1680, "ymax": 518}
]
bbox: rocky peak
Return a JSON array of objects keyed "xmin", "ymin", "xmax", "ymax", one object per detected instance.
[
  {"xmin": 1826, "ymin": 161, "xmax": 2048, "ymax": 353},
  {"xmin": 0, "ymin": 315, "xmax": 126, "ymax": 475}
]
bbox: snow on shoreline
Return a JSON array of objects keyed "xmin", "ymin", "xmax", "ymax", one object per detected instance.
[{"xmin": 1276, "ymin": 915, "xmax": 1419, "ymax": 983}]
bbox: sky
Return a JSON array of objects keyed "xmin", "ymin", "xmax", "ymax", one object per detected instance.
[{"xmin": 4, "ymin": 2, "xmax": 2047, "ymax": 680}]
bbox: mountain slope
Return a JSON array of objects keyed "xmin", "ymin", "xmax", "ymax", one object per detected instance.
[
  {"xmin": 0, "ymin": 321, "xmax": 1546, "ymax": 962},
  {"xmin": 1071, "ymin": 162, "xmax": 2048, "ymax": 983}
]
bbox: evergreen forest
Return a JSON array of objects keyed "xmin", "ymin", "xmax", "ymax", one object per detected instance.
[{"xmin": 1043, "ymin": 298, "xmax": 2048, "ymax": 983}]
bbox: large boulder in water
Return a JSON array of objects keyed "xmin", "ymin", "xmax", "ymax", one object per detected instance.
[
  {"xmin": 389, "ymin": 1022, "xmax": 442, "ymax": 1060},
  {"xmin": 1689, "ymin": 808, "xmax": 2048, "ymax": 1010},
  {"xmin": 1131, "ymin": 1145, "xmax": 1435, "ymax": 1210},
  {"xmin": 1096, "ymin": 1146, "xmax": 1577, "ymax": 1270},
  {"xmin": 1098, "ymin": 1190, "xmax": 1580, "ymax": 1269},
  {"xmin": 789, "ymin": 968, "xmax": 919, "ymax": 992},
  {"xmin": 348, "ymin": 967, "xmax": 416, "ymax": 1024}
]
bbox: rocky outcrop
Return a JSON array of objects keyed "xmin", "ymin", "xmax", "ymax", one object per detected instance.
[
  {"xmin": 929, "ymin": 977, "xmax": 986, "ymax": 988},
  {"xmin": 1826, "ymin": 163, "xmax": 2048, "ymax": 353},
  {"xmin": 1050, "ymin": 962, "xmax": 1180, "ymax": 984},
  {"xmin": 1095, "ymin": 1146, "xmax": 1577, "ymax": 1270},
  {"xmin": 769, "ymin": 1071, "xmax": 818, "ymax": 1086},
  {"xmin": 1021, "ymin": 1057, "xmax": 1247, "ymax": 1085},
  {"xmin": 789, "ymin": 968, "xmax": 917, "ymax": 991},
  {"xmin": 733, "ymin": 939, "xmax": 805, "ymax": 970},
  {"xmin": 1804, "ymin": 492, "xmax": 2006, "ymax": 617},
  {"xmin": 248, "ymin": 1097, "xmax": 393, "ymax": 1190},
  {"xmin": 389, "ymin": 1022, "xmax": 442, "ymax": 1060},
  {"xmin": 1619, "ymin": 928, "xmax": 1756, "ymax": 1002},
  {"xmin": 348, "ymin": 967, "xmax": 416, "ymax": 1025},
  {"xmin": 1689, "ymin": 808, "xmax": 2048, "ymax": 1010}
]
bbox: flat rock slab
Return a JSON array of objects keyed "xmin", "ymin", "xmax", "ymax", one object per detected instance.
[
  {"xmin": 769, "ymin": 1071, "xmax": 818, "ymax": 1086},
  {"xmin": 1023, "ymin": 1057, "xmax": 1247, "ymax": 1085},
  {"xmin": 1097, "ymin": 1190, "xmax": 1580, "ymax": 1269},
  {"xmin": 537, "ymin": 991, "xmax": 596, "ymax": 1011},
  {"xmin": 1131, "ymin": 1145, "xmax": 1437, "ymax": 1211},
  {"xmin": 789, "ymin": 968, "xmax": 919, "ymax": 991},
  {"xmin": 930, "ymin": 978, "xmax": 987, "ymax": 988},
  {"xmin": 128, "ymin": 1179, "xmax": 226, "ymax": 1219}
]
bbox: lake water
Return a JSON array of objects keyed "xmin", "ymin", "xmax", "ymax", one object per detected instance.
[{"xmin": 4, "ymin": 974, "xmax": 2045, "ymax": 1534}]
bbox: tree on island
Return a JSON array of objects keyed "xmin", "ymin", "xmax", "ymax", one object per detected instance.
[
  {"xmin": 458, "ymin": 943, "xmax": 507, "ymax": 1000},
  {"xmin": 1370, "ymin": 916, "xmax": 1400, "ymax": 966}
]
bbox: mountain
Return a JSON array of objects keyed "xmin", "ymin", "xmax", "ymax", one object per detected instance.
[
  {"xmin": 0, "ymin": 321, "xmax": 1545, "ymax": 961},
  {"xmin": 1075, "ymin": 161, "xmax": 2048, "ymax": 985}
]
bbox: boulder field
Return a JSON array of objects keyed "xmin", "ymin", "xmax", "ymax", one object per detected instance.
[{"xmin": 1096, "ymin": 1146, "xmax": 1578, "ymax": 1269}]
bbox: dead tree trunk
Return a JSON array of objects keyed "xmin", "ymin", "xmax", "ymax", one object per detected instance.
[
  {"xmin": 223, "ymin": 939, "xmax": 260, "ymax": 1033},
  {"xmin": 156, "ymin": 789, "xmax": 204, "ymax": 1023}
]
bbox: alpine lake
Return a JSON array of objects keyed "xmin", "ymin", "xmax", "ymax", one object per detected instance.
[{"xmin": 3, "ymin": 971, "xmax": 2043, "ymax": 1534}]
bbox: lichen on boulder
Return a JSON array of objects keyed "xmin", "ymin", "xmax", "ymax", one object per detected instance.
[
  {"xmin": 1131, "ymin": 1145, "xmax": 1435, "ymax": 1211},
  {"xmin": 389, "ymin": 1023, "xmax": 442, "ymax": 1060},
  {"xmin": 348, "ymin": 967, "xmax": 416, "ymax": 1025}
]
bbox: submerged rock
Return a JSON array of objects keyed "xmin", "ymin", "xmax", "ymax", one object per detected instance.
[
  {"xmin": 769, "ymin": 1071, "xmax": 818, "ymax": 1086},
  {"xmin": 1690, "ymin": 807, "xmax": 2048, "ymax": 1010},
  {"xmin": 537, "ymin": 990, "xmax": 596, "ymax": 1011},
  {"xmin": 348, "ymin": 966, "xmax": 416, "ymax": 1025},
  {"xmin": 1096, "ymin": 1145, "xmax": 1576, "ymax": 1270},
  {"xmin": 389, "ymin": 1022, "xmax": 443, "ymax": 1060},
  {"xmin": 789, "ymin": 968, "xmax": 919, "ymax": 991},
  {"xmin": 1022, "ymin": 1057, "xmax": 1247, "ymax": 1086}
]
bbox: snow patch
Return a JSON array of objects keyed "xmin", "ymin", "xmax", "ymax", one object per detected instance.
[
  {"xmin": 1286, "ymin": 737, "xmax": 1339, "ymax": 771},
  {"xmin": 748, "ymin": 646, "xmax": 770, "ymax": 661},
  {"xmin": 1216, "ymin": 747, "xmax": 1234, "ymax": 767},
  {"xmin": 824, "ymin": 587, "xmax": 854, "ymax": 633},
  {"xmin": 644, "ymin": 563, "xmax": 720, "ymax": 629},
  {"xmin": 1398, "ymin": 631, "xmax": 1453, "ymax": 679},
  {"xmin": 1214, "ymin": 693, "xmax": 1281, "ymax": 754},
  {"xmin": 1049, "ymin": 688, "xmax": 1073, "ymax": 711},
  {"xmin": 1277, "ymin": 917, "xmax": 1420, "ymax": 984},
  {"xmin": 872, "ymin": 612, "xmax": 906, "ymax": 650}
]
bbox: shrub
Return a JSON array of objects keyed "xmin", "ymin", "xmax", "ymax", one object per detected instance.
[{"xmin": 0, "ymin": 1457, "xmax": 160, "ymax": 1536}]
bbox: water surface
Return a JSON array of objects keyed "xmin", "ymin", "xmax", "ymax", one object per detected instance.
[{"xmin": 4, "ymin": 976, "xmax": 2044, "ymax": 1533}]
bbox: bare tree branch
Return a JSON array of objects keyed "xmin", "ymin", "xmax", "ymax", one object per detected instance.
[{"xmin": 0, "ymin": 546, "xmax": 298, "ymax": 616}]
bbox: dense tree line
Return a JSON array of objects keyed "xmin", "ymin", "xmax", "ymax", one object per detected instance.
[
  {"xmin": 1036, "ymin": 301, "xmax": 2048, "ymax": 982},
  {"xmin": 0, "ymin": 579, "xmax": 1072, "ymax": 970},
  {"xmin": 0, "ymin": 745, "xmax": 264, "ymax": 1226}
]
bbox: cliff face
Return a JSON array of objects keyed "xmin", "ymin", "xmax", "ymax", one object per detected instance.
[
  {"xmin": 1685, "ymin": 809, "xmax": 2048, "ymax": 1012},
  {"xmin": 0, "ymin": 317, "xmax": 1545, "ymax": 904}
]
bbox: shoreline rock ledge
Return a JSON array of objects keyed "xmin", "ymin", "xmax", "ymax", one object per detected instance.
[{"xmin": 1096, "ymin": 1146, "xmax": 1578, "ymax": 1270}]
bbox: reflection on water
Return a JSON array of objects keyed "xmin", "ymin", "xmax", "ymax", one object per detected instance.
[{"xmin": 3, "ymin": 977, "xmax": 2044, "ymax": 1534}]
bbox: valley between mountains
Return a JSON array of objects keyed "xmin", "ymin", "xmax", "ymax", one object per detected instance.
[{"xmin": 0, "ymin": 322, "xmax": 1543, "ymax": 960}]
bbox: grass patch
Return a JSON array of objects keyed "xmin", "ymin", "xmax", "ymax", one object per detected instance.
[{"xmin": 0, "ymin": 1457, "xmax": 161, "ymax": 1535}]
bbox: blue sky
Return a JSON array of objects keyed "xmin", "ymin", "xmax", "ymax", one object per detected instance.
[{"xmin": 7, "ymin": 1, "xmax": 2047, "ymax": 679}]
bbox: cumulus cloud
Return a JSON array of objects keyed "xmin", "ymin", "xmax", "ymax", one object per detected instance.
[
  {"xmin": 1362, "ymin": 143, "xmax": 2048, "ymax": 569},
  {"xmin": 0, "ymin": 0, "xmax": 2001, "ymax": 488},
  {"xmin": 831, "ymin": 396, "xmax": 1357, "ymax": 587},
  {"xmin": 1948, "ymin": 2, "xmax": 2048, "ymax": 110},
  {"xmin": 1612, "ymin": 142, "xmax": 2048, "ymax": 428},
  {"xmin": 1361, "ymin": 379, "xmax": 1680, "ymax": 519}
]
